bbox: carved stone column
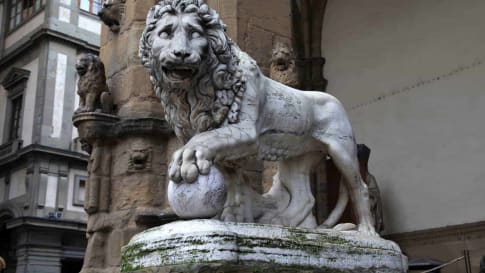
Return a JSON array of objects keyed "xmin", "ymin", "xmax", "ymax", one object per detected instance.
[
  {"xmin": 74, "ymin": 113, "xmax": 174, "ymax": 273},
  {"xmin": 73, "ymin": 2, "xmax": 178, "ymax": 273}
]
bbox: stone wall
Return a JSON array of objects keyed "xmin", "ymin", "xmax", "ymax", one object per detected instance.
[
  {"xmin": 321, "ymin": 0, "xmax": 485, "ymax": 271},
  {"xmin": 322, "ymin": 0, "xmax": 485, "ymax": 235},
  {"xmin": 207, "ymin": 0, "xmax": 292, "ymax": 75}
]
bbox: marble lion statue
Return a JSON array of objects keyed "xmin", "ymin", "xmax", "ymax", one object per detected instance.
[{"xmin": 140, "ymin": 0, "xmax": 377, "ymax": 236}]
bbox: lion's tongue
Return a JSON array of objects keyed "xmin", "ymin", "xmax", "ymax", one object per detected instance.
[{"xmin": 171, "ymin": 69, "xmax": 193, "ymax": 80}]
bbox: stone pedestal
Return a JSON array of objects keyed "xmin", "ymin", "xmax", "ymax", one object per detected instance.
[{"xmin": 121, "ymin": 220, "xmax": 407, "ymax": 273}]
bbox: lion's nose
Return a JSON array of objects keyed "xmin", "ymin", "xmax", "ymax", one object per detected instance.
[{"xmin": 173, "ymin": 49, "xmax": 190, "ymax": 60}]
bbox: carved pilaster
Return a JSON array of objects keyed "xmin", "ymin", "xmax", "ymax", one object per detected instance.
[{"xmin": 73, "ymin": 111, "xmax": 175, "ymax": 273}]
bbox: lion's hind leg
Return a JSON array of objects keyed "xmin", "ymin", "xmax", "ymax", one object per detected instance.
[
  {"xmin": 266, "ymin": 153, "xmax": 321, "ymax": 228},
  {"xmin": 219, "ymin": 166, "xmax": 258, "ymax": 223},
  {"xmin": 319, "ymin": 135, "xmax": 378, "ymax": 236}
]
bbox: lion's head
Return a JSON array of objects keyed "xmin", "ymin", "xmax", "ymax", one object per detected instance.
[
  {"xmin": 139, "ymin": 0, "xmax": 246, "ymax": 143},
  {"xmin": 269, "ymin": 42, "xmax": 298, "ymax": 88},
  {"xmin": 271, "ymin": 42, "xmax": 295, "ymax": 72},
  {"xmin": 76, "ymin": 54, "xmax": 105, "ymax": 78}
]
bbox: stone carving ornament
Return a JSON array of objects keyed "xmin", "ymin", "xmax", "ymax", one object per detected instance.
[
  {"xmin": 98, "ymin": 0, "xmax": 126, "ymax": 32},
  {"xmin": 128, "ymin": 147, "xmax": 152, "ymax": 172},
  {"xmin": 269, "ymin": 42, "xmax": 299, "ymax": 88},
  {"xmin": 75, "ymin": 54, "xmax": 113, "ymax": 114},
  {"xmin": 140, "ymin": 0, "xmax": 377, "ymax": 236}
]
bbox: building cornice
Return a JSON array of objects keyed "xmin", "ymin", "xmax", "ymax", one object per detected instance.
[
  {"xmin": 0, "ymin": 143, "xmax": 88, "ymax": 167},
  {"xmin": 385, "ymin": 220, "xmax": 485, "ymax": 246},
  {"xmin": 0, "ymin": 28, "xmax": 99, "ymax": 69},
  {"xmin": 5, "ymin": 216, "xmax": 86, "ymax": 232}
]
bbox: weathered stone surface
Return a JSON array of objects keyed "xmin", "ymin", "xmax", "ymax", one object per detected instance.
[
  {"xmin": 168, "ymin": 166, "xmax": 226, "ymax": 218},
  {"xmin": 269, "ymin": 42, "xmax": 299, "ymax": 88},
  {"xmin": 73, "ymin": 112, "xmax": 120, "ymax": 142},
  {"xmin": 262, "ymin": 161, "xmax": 277, "ymax": 193},
  {"xmin": 121, "ymin": 220, "xmax": 407, "ymax": 273},
  {"xmin": 74, "ymin": 112, "xmax": 173, "ymax": 273},
  {"xmin": 124, "ymin": 0, "xmax": 155, "ymax": 27},
  {"xmin": 101, "ymin": 22, "xmax": 146, "ymax": 79},
  {"xmin": 98, "ymin": 0, "xmax": 125, "ymax": 32}
]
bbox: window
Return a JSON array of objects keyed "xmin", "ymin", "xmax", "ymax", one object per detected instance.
[
  {"xmin": 1, "ymin": 68, "xmax": 30, "ymax": 143},
  {"xmin": 73, "ymin": 175, "xmax": 87, "ymax": 206},
  {"xmin": 8, "ymin": 95, "xmax": 22, "ymax": 141},
  {"xmin": 78, "ymin": 0, "xmax": 102, "ymax": 14},
  {"xmin": 8, "ymin": 0, "xmax": 45, "ymax": 31}
]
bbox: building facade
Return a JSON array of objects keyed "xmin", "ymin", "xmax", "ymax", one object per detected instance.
[{"xmin": 0, "ymin": 1, "xmax": 102, "ymax": 272}]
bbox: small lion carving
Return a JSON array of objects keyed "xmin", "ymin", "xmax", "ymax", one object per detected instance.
[
  {"xmin": 269, "ymin": 42, "xmax": 299, "ymax": 88},
  {"xmin": 98, "ymin": 0, "xmax": 126, "ymax": 32},
  {"xmin": 140, "ymin": 0, "xmax": 377, "ymax": 236},
  {"xmin": 75, "ymin": 54, "xmax": 113, "ymax": 114}
]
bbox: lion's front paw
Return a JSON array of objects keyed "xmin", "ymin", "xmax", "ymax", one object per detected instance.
[{"xmin": 169, "ymin": 146, "xmax": 212, "ymax": 183}]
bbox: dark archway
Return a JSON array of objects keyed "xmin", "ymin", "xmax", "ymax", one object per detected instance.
[
  {"xmin": 291, "ymin": 0, "xmax": 328, "ymax": 91},
  {"xmin": 0, "ymin": 211, "xmax": 15, "ymax": 273}
]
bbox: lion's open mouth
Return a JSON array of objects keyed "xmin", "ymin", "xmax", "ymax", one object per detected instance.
[
  {"xmin": 163, "ymin": 66, "xmax": 197, "ymax": 81},
  {"xmin": 272, "ymin": 57, "xmax": 289, "ymax": 71},
  {"xmin": 76, "ymin": 64, "xmax": 87, "ymax": 76}
]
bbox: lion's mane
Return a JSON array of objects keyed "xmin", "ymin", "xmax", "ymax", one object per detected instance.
[{"xmin": 139, "ymin": 0, "xmax": 246, "ymax": 143}]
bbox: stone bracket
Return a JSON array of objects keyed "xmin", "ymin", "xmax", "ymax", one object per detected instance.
[{"xmin": 73, "ymin": 113, "xmax": 173, "ymax": 145}]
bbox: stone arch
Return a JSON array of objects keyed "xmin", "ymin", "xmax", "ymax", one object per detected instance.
[{"xmin": 0, "ymin": 206, "xmax": 17, "ymax": 273}]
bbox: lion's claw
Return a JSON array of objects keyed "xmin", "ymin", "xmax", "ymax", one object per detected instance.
[
  {"xmin": 168, "ymin": 163, "xmax": 182, "ymax": 183},
  {"xmin": 169, "ymin": 145, "xmax": 213, "ymax": 183},
  {"xmin": 197, "ymin": 159, "xmax": 211, "ymax": 175},
  {"xmin": 181, "ymin": 163, "xmax": 199, "ymax": 183}
]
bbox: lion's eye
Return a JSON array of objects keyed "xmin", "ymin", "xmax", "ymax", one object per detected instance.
[
  {"xmin": 191, "ymin": 31, "xmax": 201, "ymax": 39},
  {"xmin": 160, "ymin": 31, "xmax": 170, "ymax": 39}
]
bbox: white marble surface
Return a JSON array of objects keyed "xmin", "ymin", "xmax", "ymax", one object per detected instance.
[
  {"xmin": 168, "ymin": 167, "xmax": 226, "ymax": 218},
  {"xmin": 122, "ymin": 220, "xmax": 407, "ymax": 273}
]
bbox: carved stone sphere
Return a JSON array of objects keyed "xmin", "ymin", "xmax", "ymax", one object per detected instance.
[{"xmin": 168, "ymin": 166, "xmax": 226, "ymax": 219}]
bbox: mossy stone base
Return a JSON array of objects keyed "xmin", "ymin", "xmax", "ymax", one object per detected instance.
[{"xmin": 121, "ymin": 220, "xmax": 407, "ymax": 273}]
